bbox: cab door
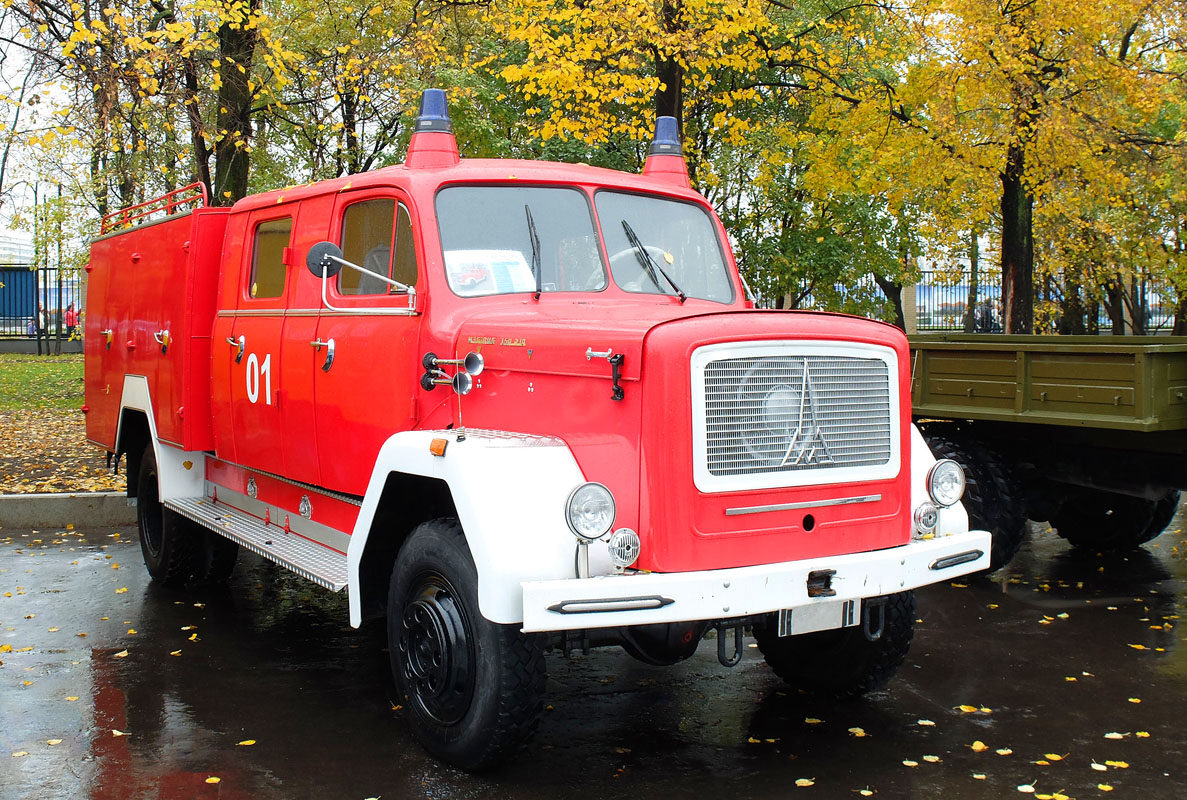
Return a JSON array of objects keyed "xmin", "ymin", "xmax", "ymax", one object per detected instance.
[
  {"xmin": 312, "ymin": 192, "xmax": 424, "ymax": 496},
  {"xmin": 225, "ymin": 208, "xmax": 297, "ymax": 474}
]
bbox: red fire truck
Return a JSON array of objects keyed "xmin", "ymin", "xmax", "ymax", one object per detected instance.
[{"xmin": 85, "ymin": 89, "xmax": 991, "ymax": 770}]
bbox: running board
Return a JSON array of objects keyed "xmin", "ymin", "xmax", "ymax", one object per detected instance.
[{"xmin": 165, "ymin": 497, "xmax": 348, "ymax": 592}]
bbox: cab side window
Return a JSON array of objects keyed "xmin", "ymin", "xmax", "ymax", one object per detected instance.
[
  {"xmin": 339, "ymin": 199, "xmax": 419, "ymax": 295},
  {"xmin": 250, "ymin": 217, "xmax": 292, "ymax": 299}
]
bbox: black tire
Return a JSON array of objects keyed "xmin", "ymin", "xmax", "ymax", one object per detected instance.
[
  {"xmin": 922, "ymin": 433, "xmax": 1026, "ymax": 571},
  {"xmin": 192, "ymin": 531, "xmax": 239, "ymax": 586},
  {"xmin": 753, "ymin": 592, "xmax": 916, "ymax": 699},
  {"xmin": 136, "ymin": 446, "xmax": 197, "ymax": 587},
  {"xmin": 1145, "ymin": 490, "xmax": 1182, "ymax": 540},
  {"xmin": 388, "ymin": 518, "xmax": 546, "ymax": 771},
  {"xmin": 1051, "ymin": 488, "xmax": 1171, "ymax": 551}
]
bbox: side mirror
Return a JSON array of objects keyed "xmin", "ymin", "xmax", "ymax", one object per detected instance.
[{"xmin": 307, "ymin": 241, "xmax": 344, "ymax": 278}]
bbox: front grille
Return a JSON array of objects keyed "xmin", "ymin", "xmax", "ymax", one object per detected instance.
[{"xmin": 702, "ymin": 354, "xmax": 892, "ymax": 478}]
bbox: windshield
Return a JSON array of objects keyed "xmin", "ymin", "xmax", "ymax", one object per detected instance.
[
  {"xmin": 436, "ymin": 186, "xmax": 607, "ymax": 296},
  {"xmin": 596, "ymin": 191, "xmax": 734, "ymax": 303}
]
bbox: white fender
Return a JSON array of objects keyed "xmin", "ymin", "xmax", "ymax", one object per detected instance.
[
  {"xmin": 910, "ymin": 423, "xmax": 970, "ymax": 535},
  {"xmin": 347, "ymin": 429, "xmax": 613, "ymax": 627},
  {"xmin": 117, "ymin": 375, "xmax": 206, "ymax": 500}
]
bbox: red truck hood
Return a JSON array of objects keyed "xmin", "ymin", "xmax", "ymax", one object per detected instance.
[{"xmin": 451, "ymin": 299, "xmax": 709, "ymax": 383}]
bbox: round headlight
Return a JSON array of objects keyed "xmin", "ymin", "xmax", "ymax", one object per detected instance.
[
  {"xmin": 927, "ymin": 459, "xmax": 965, "ymax": 508},
  {"xmin": 566, "ymin": 482, "xmax": 616, "ymax": 541},
  {"xmin": 914, "ymin": 502, "xmax": 939, "ymax": 534},
  {"xmin": 607, "ymin": 528, "xmax": 641, "ymax": 569}
]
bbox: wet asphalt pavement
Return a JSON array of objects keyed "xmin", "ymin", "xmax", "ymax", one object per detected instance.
[{"xmin": 3, "ymin": 508, "xmax": 1186, "ymax": 800}]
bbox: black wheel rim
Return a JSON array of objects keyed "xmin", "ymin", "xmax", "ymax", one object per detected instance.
[
  {"xmin": 398, "ymin": 573, "xmax": 474, "ymax": 726},
  {"xmin": 140, "ymin": 468, "xmax": 163, "ymax": 559}
]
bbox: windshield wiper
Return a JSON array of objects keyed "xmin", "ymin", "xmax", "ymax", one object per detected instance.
[
  {"xmin": 525, "ymin": 204, "xmax": 542, "ymax": 300},
  {"xmin": 621, "ymin": 220, "xmax": 685, "ymax": 303}
]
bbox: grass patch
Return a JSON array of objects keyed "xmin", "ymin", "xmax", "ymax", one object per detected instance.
[{"xmin": 0, "ymin": 353, "xmax": 85, "ymax": 410}]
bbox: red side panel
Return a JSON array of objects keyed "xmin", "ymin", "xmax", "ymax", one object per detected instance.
[{"xmin": 85, "ymin": 209, "xmax": 229, "ymax": 452}]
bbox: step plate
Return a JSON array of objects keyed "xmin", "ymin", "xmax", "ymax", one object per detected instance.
[{"xmin": 166, "ymin": 497, "xmax": 347, "ymax": 592}]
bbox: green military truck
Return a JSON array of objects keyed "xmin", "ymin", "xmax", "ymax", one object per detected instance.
[{"xmin": 910, "ymin": 334, "xmax": 1187, "ymax": 569}]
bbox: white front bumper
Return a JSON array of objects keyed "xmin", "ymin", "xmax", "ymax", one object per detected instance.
[{"xmin": 520, "ymin": 530, "xmax": 991, "ymax": 633}]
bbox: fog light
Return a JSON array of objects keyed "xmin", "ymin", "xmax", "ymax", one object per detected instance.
[
  {"xmin": 914, "ymin": 502, "xmax": 939, "ymax": 535},
  {"xmin": 607, "ymin": 528, "xmax": 641, "ymax": 569},
  {"xmin": 566, "ymin": 482, "xmax": 616, "ymax": 541},
  {"xmin": 927, "ymin": 459, "xmax": 965, "ymax": 508}
]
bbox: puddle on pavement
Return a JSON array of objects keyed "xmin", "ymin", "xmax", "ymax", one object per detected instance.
[{"xmin": 1, "ymin": 507, "xmax": 1184, "ymax": 799}]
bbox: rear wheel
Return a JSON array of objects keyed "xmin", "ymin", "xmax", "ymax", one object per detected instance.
[
  {"xmin": 1052, "ymin": 488, "xmax": 1176, "ymax": 551},
  {"xmin": 753, "ymin": 592, "xmax": 916, "ymax": 699},
  {"xmin": 136, "ymin": 446, "xmax": 197, "ymax": 587},
  {"xmin": 192, "ymin": 532, "xmax": 239, "ymax": 586},
  {"xmin": 388, "ymin": 518, "xmax": 546, "ymax": 771}
]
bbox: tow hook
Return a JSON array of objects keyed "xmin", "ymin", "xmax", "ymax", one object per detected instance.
[
  {"xmin": 714, "ymin": 620, "xmax": 745, "ymax": 667},
  {"xmin": 863, "ymin": 597, "xmax": 888, "ymax": 642}
]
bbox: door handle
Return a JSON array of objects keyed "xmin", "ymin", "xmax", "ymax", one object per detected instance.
[
  {"xmin": 311, "ymin": 338, "xmax": 335, "ymax": 372},
  {"xmin": 226, "ymin": 335, "xmax": 245, "ymax": 363},
  {"xmin": 153, "ymin": 329, "xmax": 170, "ymax": 353}
]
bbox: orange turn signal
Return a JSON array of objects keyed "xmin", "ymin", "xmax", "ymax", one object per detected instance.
[{"xmin": 429, "ymin": 438, "xmax": 449, "ymax": 457}]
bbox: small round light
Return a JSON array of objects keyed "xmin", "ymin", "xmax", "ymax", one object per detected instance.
[
  {"xmin": 607, "ymin": 528, "xmax": 641, "ymax": 569},
  {"xmin": 566, "ymin": 483, "xmax": 616, "ymax": 541},
  {"xmin": 927, "ymin": 459, "xmax": 965, "ymax": 508},
  {"xmin": 914, "ymin": 502, "xmax": 939, "ymax": 535}
]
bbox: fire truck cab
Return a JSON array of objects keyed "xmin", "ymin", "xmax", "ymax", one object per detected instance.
[{"xmin": 85, "ymin": 90, "xmax": 991, "ymax": 770}]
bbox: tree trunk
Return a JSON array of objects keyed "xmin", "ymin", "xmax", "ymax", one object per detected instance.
[
  {"xmin": 213, "ymin": 1, "xmax": 260, "ymax": 205},
  {"xmin": 962, "ymin": 230, "xmax": 979, "ymax": 333},
  {"xmin": 874, "ymin": 274, "xmax": 906, "ymax": 331},
  {"xmin": 1000, "ymin": 143, "xmax": 1033, "ymax": 333},
  {"xmin": 654, "ymin": 0, "xmax": 683, "ymax": 132}
]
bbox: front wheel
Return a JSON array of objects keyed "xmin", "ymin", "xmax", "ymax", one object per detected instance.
[
  {"xmin": 753, "ymin": 592, "xmax": 916, "ymax": 699},
  {"xmin": 388, "ymin": 518, "xmax": 546, "ymax": 771}
]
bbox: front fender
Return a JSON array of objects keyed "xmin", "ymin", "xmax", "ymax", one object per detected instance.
[{"xmin": 348, "ymin": 429, "xmax": 613, "ymax": 627}]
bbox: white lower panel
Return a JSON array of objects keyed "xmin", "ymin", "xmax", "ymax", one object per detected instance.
[{"xmin": 520, "ymin": 530, "xmax": 991, "ymax": 633}]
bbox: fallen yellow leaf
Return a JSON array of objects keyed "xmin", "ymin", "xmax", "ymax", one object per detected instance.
[
  {"xmin": 113, "ymin": 650, "xmax": 129, "ymax": 659},
  {"xmin": 0, "ymin": 645, "xmax": 11, "ymax": 653},
  {"xmin": 957, "ymin": 705, "xmax": 978, "ymax": 713},
  {"xmin": 112, "ymin": 730, "xmax": 128, "ymax": 737},
  {"xmin": 794, "ymin": 778, "xmax": 814, "ymax": 787},
  {"xmin": 1104, "ymin": 761, "xmax": 1129, "ymax": 769},
  {"xmin": 922, "ymin": 755, "xmax": 941, "ymax": 763},
  {"xmin": 46, "ymin": 739, "xmax": 62, "ymax": 746},
  {"xmin": 1103, "ymin": 732, "xmax": 1127, "ymax": 740},
  {"xmin": 1098, "ymin": 785, "xmax": 1113, "ymax": 792},
  {"xmin": 1017, "ymin": 783, "xmax": 1035, "ymax": 794},
  {"xmin": 115, "ymin": 587, "xmax": 127, "ymax": 594},
  {"xmin": 237, "ymin": 739, "xmax": 256, "ymax": 746},
  {"xmin": 47, "ymin": 627, "xmax": 59, "ymax": 633},
  {"xmin": 902, "ymin": 760, "xmax": 919, "ymax": 767},
  {"xmin": 205, "ymin": 777, "xmax": 221, "ymax": 784},
  {"xmin": 1091, "ymin": 762, "xmax": 1107, "ymax": 772},
  {"xmin": 11, "ymin": 751, "xmax": 29, "ymax": 758},
  {"xmin": 918, "ymin": 719, "xmax": 936, "ymax": 727},
  {"xmin": 804, "ymin": 717, "xmax": 823, "ymax": 725},
  {"xmin": 126, "ymin": 629, "xmax": 137, "ymax": 635},
  {"xmin": 1128, "ymin": 644, "xmax": 1147, "ymax": 650},
  {"xmin": 1136, "ymin": 731, "xmax": 1151, "ymax": 738},
  {"xmin": 170, "ymin": 650, "xmax": 182, "ymax": 657},
  {"xmin": 971, "ymin": 741, "xmax": 989, "ymax": 753},
  {"xmin": 65, "ymin": 696, "xmax": 78, "ymax": 702},
  {"xmin": 1128, "ymin": 698, "xmax": 1141, "ymax": 704},
  {"xmin": 973, "ymin": 774, "xmax": 987, "ymax": 780},
  {"xmin": 1044, "ymin": 753, "xmax": 1064, "ymax": 761},
  {"xmin": 849, "ymin": 727, "xmax": 867, "ymax": 737},
  {"xmin": 997, "ymin": 748, "xmax": 1014, "ymax": 756}
]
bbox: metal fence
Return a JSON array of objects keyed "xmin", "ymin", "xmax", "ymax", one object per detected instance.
[
  {"xmin": 914, "ymin": 270, "xmax": 1003, "ymax": 332},
  {"xmin": 0, "ymin": 264, "xmax": 83, "ymax": 340}
]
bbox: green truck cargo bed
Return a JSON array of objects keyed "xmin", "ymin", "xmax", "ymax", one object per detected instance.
[{"xmin": 909, "ymin": 334, "xmax": 1187, "ymax": 432}]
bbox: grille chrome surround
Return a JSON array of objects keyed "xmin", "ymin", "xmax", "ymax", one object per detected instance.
[{"xmin": 691, "ymin": 342, "xmax": 900, "ymax": 493}]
